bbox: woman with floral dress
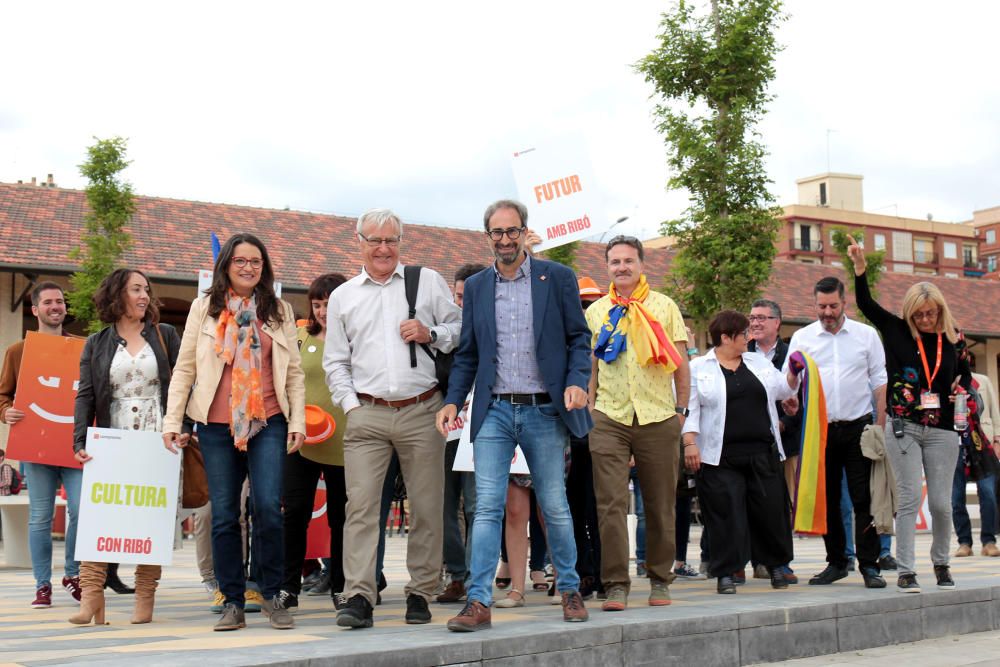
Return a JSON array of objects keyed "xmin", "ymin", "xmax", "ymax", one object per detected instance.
[{"xmin": 71, "ymin": 269, "xmax": 181, "ymax": 625}]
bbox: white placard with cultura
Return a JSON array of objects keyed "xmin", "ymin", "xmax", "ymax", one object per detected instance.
[
  {"xmin": 451, "ymin": 391, "xmax": 531, "ymax": 474},
  {"xmin": 511, "ymin": 137, "xmax": 610, "ymax": 252},
  {"xmin": 75, "ymin": 427, "xmax": 181, "ymax": 565}
]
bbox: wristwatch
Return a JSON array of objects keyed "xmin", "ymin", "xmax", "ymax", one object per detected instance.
[
  {"xmin": 676, "ymin": 407, "xmax": 690, "ymax": 417},
  {"xmin": 429, "ymin": 329, "xmax": 438, "ymax": 344}
]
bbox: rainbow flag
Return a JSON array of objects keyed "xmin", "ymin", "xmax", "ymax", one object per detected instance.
[{"xmin": 791, "ymin": 350, "xmax": 828, "ymax": 535}]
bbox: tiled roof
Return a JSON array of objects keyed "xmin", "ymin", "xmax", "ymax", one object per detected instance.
[
  {"xmin": 0, "ymin": 182, "xmax": 664, "ymax": 290},
  {"xmin": 2, "ymin": 182, "xmax": 999, "ymax": 336}
]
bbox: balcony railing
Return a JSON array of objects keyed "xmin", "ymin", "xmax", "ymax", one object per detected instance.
[
  {"xmin": 791, "ymin": 238, "xmax": 823, "ymax": 253},
  {"xmin": 913, "ymin": 250, "xmax": 937, "ymax": 264}
]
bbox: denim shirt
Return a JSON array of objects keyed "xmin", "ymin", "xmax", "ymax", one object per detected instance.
[{"xmin": 492, "ymin": 254, "xmax": 545, "ymax": 394}]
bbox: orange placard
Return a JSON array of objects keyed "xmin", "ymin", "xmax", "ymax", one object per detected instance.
[{"xmin": 6, "ymin": 332, "xmax": 86, "ymax": 469}]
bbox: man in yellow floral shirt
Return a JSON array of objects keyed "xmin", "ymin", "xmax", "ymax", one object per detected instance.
[{"xmin": 585, "ymin": 236, "xmax": 690, "ymax": 611}]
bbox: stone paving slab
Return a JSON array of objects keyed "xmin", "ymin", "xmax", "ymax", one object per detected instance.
[{"xmin": 3, "ymin": 529, "xmax": 1000, "ymax": 665}]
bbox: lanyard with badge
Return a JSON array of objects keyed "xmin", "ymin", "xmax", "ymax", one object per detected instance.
[{"xmin": 916, "ymin": 334, "xmax": 942, "ymax": 409}]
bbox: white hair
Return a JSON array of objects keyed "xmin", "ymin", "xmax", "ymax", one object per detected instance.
[{"xmin": 356, "ymin": 208, "xmax": 403, "ymax": 237}]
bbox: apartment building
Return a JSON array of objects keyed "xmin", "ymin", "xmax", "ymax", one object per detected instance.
[{"xmin": 780, "ymin": 173, "xmax": 983, "ymax": 278}]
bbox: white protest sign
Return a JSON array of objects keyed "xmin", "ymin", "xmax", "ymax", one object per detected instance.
[
  {"xmin": 511, "ymin": 137, "xmax": 609, "ymax": 252},
  {"xmin": 452, "ymin": 391, "xmax": 530, "ymax": 474},
  {"xmin": 75, "ymin": 427, "xmax": 181, "ymax": 566},
  {"xmin": 196, "ymin": 270, "xmax": 282, "ymax": 299}
]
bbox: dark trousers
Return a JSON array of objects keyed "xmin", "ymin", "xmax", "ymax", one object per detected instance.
[
  {"xmin": 566, "ymin": 436, "xmax": 602, "ymax": 580},
  {"xmin": 675, "ymin": 495, "xmax": 692, "ymax": 563},
  {"xmin": 282, "ymin": 452, "xmax": 347, "ymax": 594},
  {"xmin": 697, "ymin": 447, "xmax": 793, "ymax": 578},
  {"xmin": 823, "ymin": 419, "xmax": 880, "ymax": 570}
]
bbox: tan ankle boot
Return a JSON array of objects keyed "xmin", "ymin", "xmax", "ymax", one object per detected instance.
[
  {"xmin": 69, "ymin": 562, "xmax": 108, "ymax": 625},
  {"xmin": 131, "ymin": 564, "xmax": 161, "ymax": 624}
]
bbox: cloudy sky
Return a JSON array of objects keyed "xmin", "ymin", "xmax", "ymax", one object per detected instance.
[{"xmin": 2, "ymin": 1, "xmax": 998, "ymax": 240}]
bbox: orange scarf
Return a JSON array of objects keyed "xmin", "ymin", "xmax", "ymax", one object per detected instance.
[{"xmin": 215, "ymin": 291, "xmax": 266, "ymax": 450}]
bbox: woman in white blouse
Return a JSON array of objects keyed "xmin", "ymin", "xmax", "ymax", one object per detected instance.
[{"xmin": 682, "ymin": 310, "xmax": 799, "ymax": 594}]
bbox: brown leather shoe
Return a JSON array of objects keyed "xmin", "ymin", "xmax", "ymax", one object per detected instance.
[
  {"xmin": 983, "ymin": 542, "xmax": 1000, "ymax": 557},
  {"xmin": 562, "ymin": 591, "xmax": 589, "ymax": 622},
  {"xmin": 436, "ymin": 579, "xmax": 467, "ymax": 603},
  {"xmin": 446, "ymin": 601, "xmax": 491, "ymax": 632},
  {"xmin": 955, "ymin": 543, "xmax": 973, "ymax": 557}
]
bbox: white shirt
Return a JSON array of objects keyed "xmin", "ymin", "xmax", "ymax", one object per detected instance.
[
  {"xmin": 784, "ymin": 317, "xmax": 888, "ymax": 422},
  {"xmin": 323, "ymin": 264, "xmax": 462, "ymax": 412},
  {"xmin": 683, "ymin": 349, "xmax": 797, "ymax": 466}
]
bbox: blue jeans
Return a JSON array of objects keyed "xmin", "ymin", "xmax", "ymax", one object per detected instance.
[
  {"xmin": 631, "ymin": 468, "xmax": 646, "ymax": 563},
  {"xmin": 952, "ymin": 451, "xmax": 998, "ymax": 546},
  {"xmin": 199, "ymin": 415, "xmax": 287, "ymax": 606},
  {"xmin": 23, "ymin": 463, "xmax": 82, "ymax": 588},
  {"xmin": 466, "ymin": 398, "xmax": 579, "ymax": 605},
  {"xmin": 841, "ymin": 470, "xmax": 893, "ymax": 560}
]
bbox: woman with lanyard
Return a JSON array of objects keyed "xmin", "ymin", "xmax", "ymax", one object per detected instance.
[{"xmin": 846, "ymin": 236, "xmax": 971, "ymax": 592}]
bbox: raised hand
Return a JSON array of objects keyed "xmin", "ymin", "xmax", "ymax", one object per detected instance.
[{"xmin": 846, "ymin": 235, "xmax": 867, "ymax": 275}]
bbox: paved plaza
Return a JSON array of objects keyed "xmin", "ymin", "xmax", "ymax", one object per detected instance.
[{"xmin": 3, "ymin": 528, "xmax": 1000, "ymax": 666}]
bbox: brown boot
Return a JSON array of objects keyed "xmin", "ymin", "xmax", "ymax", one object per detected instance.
[
  {"xmin": 69, "ymin": 562, "xmax": 108, "ymax": 625},
  {"xmin": 131, "ymin": 564, "xmax": 161, "ymax": 624}
]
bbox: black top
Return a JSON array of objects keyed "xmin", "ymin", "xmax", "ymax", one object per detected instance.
[
  {"xmin": 854, "ymin": 273, "xmax": 971, "ymax": 429},
  {"xmin": 722, "ymin": 360, "xmax": 774, "ymax": 452},
  {"xmin": 73, "ymin": 320, "xmax": 182, "ymax": 452}
]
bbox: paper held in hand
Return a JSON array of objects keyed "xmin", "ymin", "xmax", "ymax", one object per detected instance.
[
  {"xmin": 511, "ymin": 136, "xmax": 610, "ymax": 253},
  {"xmin": 75, "ymin": 427, "xmax": 181, "ymax": 566}
]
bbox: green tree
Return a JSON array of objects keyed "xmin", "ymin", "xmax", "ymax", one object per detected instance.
[
  {"xmin": 543, "ymin": 241, "xmax": 579, "ymax": 271},
  {"xmin": 68, "ymin": 137, "xmax": 136, "ymax": 333},
  {"xmin": 830, "ymin": 226, "xmax": 885, "ymax": 298},
  {"xmin": 636, "ymin": 0, "xmax": 785, "ymax": 327}
]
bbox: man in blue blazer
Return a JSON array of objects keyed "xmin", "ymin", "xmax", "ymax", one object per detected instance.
[{"xmin": 436, "ymin": 199, "xmax": 593, "ymax": 631}]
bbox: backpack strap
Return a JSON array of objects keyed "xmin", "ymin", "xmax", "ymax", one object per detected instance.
[{"xmin": 403, "ymin": 266, "xmax": 422, "ymax": 368}]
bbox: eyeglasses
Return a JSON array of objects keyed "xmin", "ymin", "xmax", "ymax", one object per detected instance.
[
  {"xmin": 486, "ymin": 227, "xmax": 524, "ymax": 241},
  {"xmin": 231, "ymin": 257, "xmax": 263, "ymax": 270},
  {"xmin": 912, "ymin": 309, "xmax": 939, "ymax": 321},
  {"xmin": 359, "ymin": 233, "xmax": 401, "ymax": 247},
  {"xmin": 748, "ymin": 315, "xmax": 779, "ymax": 322}
]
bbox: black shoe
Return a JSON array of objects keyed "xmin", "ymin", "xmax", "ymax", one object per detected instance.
[
  {"xmin": 897, "ymin": 573, "xmax": 920, "ymax": 593},
  {"xmin": 933, "ymin": 565, "xmax": 955, "ymax": 589},
  {"xmin": 846, "ymin": 558, "xmax": 856, "ymax": 572},
  {"xmin": 717, "ymin": 576, "xmax": 736, "ymax": 594},
  {"xmin": 878, "ymin": 554, "xmax": 898, "ymax": 571},
  {"xmin": 336, "ymin": 594, "xmax": 374, "ymax": 628},
  {"xmin": 769, "ymin": 568, "xmax": 788, "ymax": 590},
  {"xmin": 809, "ymin": 564, "xmax": 848, "ymax": 585},
  {"xmin": 333, "ymin": 592, "xmax": 348, "ymax": 611},
  {"xmin": 275, "ymin": 590, "xmax": 299, "ymax": 613},
  {"xmin": 405, "ymin": 594, "xmax": 432, "ymax": 624},
  {"xmin": 104, "ymin": 563, "xmax": 135, "ymax": 595},
  {"xmin": 731, "ymin": 569, "xmax": 746, "ymax": 585},
  {"xmin": 578, "ymin": 576, "xmax": 597, "ymax": 601},
  {"xmin": 860, "ymin": 567, "xmax": 886, "ymax": 589}
]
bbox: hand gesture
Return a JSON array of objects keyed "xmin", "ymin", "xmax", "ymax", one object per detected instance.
[
  {"xmin": 436, "ymin": 404, "xmax": 458, "ymax": 437},
  {"xmin": 162, "ymin": 432, "xmax": 190, "ymax": 454},
  {"xmin": 846, "ymin": 235, "xmax": 867, "ymax": 276}
]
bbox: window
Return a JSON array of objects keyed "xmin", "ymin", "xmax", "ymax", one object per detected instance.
[
  {"xmin": 990, "ymin": 256, "xmax": 998, "ymax": 272},
  {"xmin": 873, "ymin": 234, "xmax": 886, "ymax": 251},
  {"xmin": 943, "ymin": 242, "xmax": 957, "ymax": 260},
  {"xmin": 799, "ymin": 224, "xmax": 812, "ymax": 251},
  {"xmin": 987, "ymin": 229, "xmax": 997, "ymax": 245},
  {"xmin": 913, "ymin": 238, "xmax": 934, "ymax": 264},
  {"xmin": 963, "ymin": 244, "xmax": 977, "ymax": 267},
  {"xmin": 819, "ymin": 182, "xmax": 827, "ymax": 206}
]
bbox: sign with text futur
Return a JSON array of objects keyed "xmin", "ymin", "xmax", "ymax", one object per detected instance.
[
  {"xmin": 7, "ymin": 332, "xmax": 85, "ymax": 469},
  {"xmin": 75, "ymin": 427, "xmax": 181, "ymax": 565},
  {"xmin": 511, "ymin": 138, "xmax": 609, "ymax": 252}
]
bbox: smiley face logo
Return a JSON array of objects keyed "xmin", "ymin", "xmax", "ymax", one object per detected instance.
[{"xmin": 28, "ymin": 375, "xmax": 78, "ymax": 424}]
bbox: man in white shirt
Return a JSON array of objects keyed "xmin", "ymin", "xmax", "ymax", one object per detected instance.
[
  {"xmin": 785, "ymin": 277, "xmax": 888, "ymax": 589},
  {"xmin": 324, "ymin": 209, "xmax": 462, "ymax": 629}
]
